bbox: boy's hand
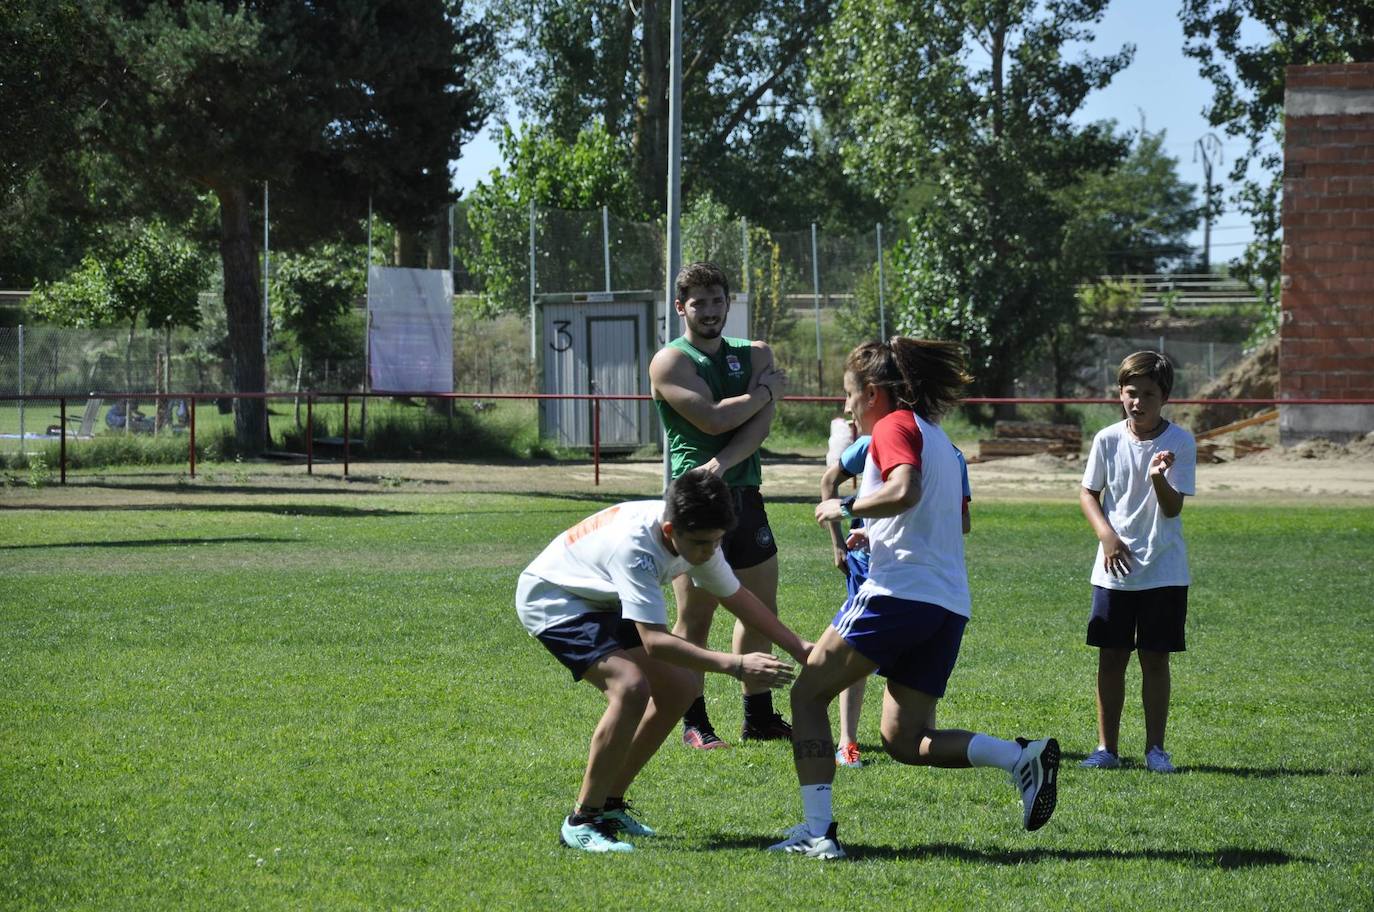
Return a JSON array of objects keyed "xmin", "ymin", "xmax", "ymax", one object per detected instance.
[
  {"xmin": 738, "ymin": 652, "xmax": 796, "ymax": 689},
  {"xmin": 815, "ymin": 498, "xmax": 843, "ymax": 524},
  {"xmin": 1149, "ymin": 450, "xmax": 1175, "ymax": 478},
  {"xmin": 832, "ymin": 544, "xmax": 848, "ymax": 571},
  {"xmin": 844, "ymin": 529, "xmax": 869, "ymax": 552},
  {"xmin": 1101, "ymin": 533, "xmax": 1134, "ymax": 577}
]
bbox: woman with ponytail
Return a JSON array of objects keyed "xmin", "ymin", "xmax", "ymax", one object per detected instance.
[{"xmin": 768, "ymin": 338, "xmax": 1060, "ymax": 860}]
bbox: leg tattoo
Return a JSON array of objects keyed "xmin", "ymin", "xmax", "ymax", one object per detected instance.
[{"xmin": 793, "ymin": 738, "xmax": 835, "ymax": 761}]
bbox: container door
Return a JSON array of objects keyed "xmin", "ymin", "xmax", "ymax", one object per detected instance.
[{"xmin": 587, "ymin": 316, "xmax": 641, "ymax": 447}]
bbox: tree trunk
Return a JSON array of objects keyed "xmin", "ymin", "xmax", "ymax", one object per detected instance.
[
  {"xmin": 217, "ymin": 183, "xmax": 267, "ymax": 454},
  {"xmin": 635, "ymin": 0, "xmax": 668, "ymax": 212}
]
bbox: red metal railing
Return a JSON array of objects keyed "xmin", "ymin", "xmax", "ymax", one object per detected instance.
[{"xmin": 4, "ymin": 391, "xmax": 1372, "ymax": 486}]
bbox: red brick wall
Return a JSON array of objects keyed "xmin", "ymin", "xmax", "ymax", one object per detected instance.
[{"xmin": 1280, "ymin": 64, "xmax": 1374, "ymax": 441}]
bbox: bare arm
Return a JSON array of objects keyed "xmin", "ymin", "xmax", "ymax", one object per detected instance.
[
  {"xmin": 1080, "ymin": 486, "xmax": 1133, "ymax": 578},
  {"xmin": 816, "ymin": 463, "xmax": 920, "ymax": 525},
  {"xmin": 635, "ymin": 622, "xmax": 798, "ymax": 690},
  {"xmin": 649, "ymin": 345, "xmax": 783, "ymax": 437},
  {"xmin": 716, "ymin": 585, "xmax": 812, "ymax": 665},
  {"xmin": 821, "ymin": 461, "xmax": 856, "ymax": 567},
  {"xmin": 706, "ymin": 345, "xmax": 785, "ymax": 469}
]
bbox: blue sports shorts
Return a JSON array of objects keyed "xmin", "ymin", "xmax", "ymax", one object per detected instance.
[
  {"xmin": 831, "ymin": 589, "xmax": 967, "ymax": 698},
  {"xmin": 1087, "ymin": 585, "xmax": 1188, "ymax": 652},
  {"xmin": 536, "ymin": 612, "xmax": 644, "ymax": 681}
]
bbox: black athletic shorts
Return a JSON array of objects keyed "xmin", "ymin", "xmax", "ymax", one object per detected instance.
[
  {"xmin": 1086, "ymin": 585, "xmax": 1188, "ymax": 652},
  {"xmin": 721, "ymin": 486, "xmax": 777, "ymax": 571},
  {"xmin": 536, "ymin": 612, "xmax": 644, "ymax": 681}
]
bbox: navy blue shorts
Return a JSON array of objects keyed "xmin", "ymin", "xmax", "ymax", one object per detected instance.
[
  {"xmin": 831, "ymin": 589, "xmax": 967, "ymax": 698},
  {"xmin": 1087, "ymin": 585, "xmax": 1188, "ymax": 652},
  {"xmin": 536, "ymin": 612, "xmax": 644, "ymax": 681},
  {"xmin": 721, "ymin": 486, "xmax": 778, "ymax": 570}
]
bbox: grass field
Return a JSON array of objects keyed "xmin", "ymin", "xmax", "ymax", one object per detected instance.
[{"xmin": 2, "ymin": 487, "xmax": 1370, "ymax": 910}]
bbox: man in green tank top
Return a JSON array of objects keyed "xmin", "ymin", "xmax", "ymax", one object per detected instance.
[{"xmin": 650, "ymin": 262, "xmax": 792, "ymax": 748}]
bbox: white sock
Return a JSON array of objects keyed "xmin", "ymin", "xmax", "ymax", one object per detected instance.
[
  {"xmin": 800, "ymin": 783, "xmax": 833, "ymax": 838},
  {"xmin": 967, "ymin": 734, "xmax": 1022, "ymax": 772}
]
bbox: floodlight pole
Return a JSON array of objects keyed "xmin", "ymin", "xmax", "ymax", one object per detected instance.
[
  {"xmin": 262, "ymin": 182, "xmax": 270, "ymax": 441},
  {"xmin": 876, "ymin": 222, "xmax": 887, "ymax": 340},
  {"xmin": 662, "ymin": 0, "xmax": 683, "ymax": 491}
]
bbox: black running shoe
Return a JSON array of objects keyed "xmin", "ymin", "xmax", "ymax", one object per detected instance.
[{"xmin": 740, "ymin": 713, "xmax": 793, "ymax": 741}]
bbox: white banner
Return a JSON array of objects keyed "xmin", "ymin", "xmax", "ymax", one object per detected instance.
[{"xmin": 367, "ymin": 266, "xmax": 453, "ymax": 393}]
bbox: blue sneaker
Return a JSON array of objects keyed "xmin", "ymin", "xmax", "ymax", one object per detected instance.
[
  {"xmin": 604, "ymin": 801, "xmax": 656, "ymax": 837},
  {"xmin": 560, "ymin": 816, "xmax": 633, "ymax": 853},
  {"xmin": 1080, "ymin": 747, "xmax": 1122, "ymax": 769}
]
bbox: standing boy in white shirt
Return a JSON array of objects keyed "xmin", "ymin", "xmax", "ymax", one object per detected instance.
[
  {"xmin": 1079, "ymin": 351, "xmax": 1197, "ymax": 774},
  {"xmin": 515, "ymin": 469, "xmax": 812, "ymax": 853}
]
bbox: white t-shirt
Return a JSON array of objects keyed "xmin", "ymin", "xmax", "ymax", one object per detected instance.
[
  {"xmin": 517, "ymin": 500, "xmax": 741, "ymax": 635},
  {"xmin": 1082, "ymin": 420, "xmax": 1196, "ymax": 590},
  {"xmin": 860, "ymin": 411, "xmax": 972, "ymax": 618}
]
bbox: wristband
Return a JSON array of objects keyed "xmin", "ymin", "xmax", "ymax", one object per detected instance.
[
  {"xmin": 735, "ymin": 655, "xmax": 743, "ymax": 679},
  {"xmin": 761, "ymin": 384, "xmax": 773, "ymax": 403},
  {"xmin": 839, "ymin": 495, "xmax": 856, "ymax": 521}
]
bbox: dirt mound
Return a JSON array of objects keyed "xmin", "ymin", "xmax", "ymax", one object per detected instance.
[{"xmin": 1176, "ymin": 336, "xmax": 1277, "ymax": 433}]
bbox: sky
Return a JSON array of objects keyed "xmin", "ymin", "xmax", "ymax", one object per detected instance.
[{"xmin": 450, "ymin": 1, "xmax": 1266, "ymax": 262}]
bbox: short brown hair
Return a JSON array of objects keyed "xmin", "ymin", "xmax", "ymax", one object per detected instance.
[
  {"xmin": 675, "ymin": 261, "xmax": 730, "ymax": 302},
  {"xmin": 1117, "ymin": 350, "xmax": 1175, "ymax": 400},
  {"xmin": 845, "ymin": 337, "xmax": 972, "ymax": 420},
  {"xmin": 664, "ymin": 468, "xmax": 737, "ymax": 532}
]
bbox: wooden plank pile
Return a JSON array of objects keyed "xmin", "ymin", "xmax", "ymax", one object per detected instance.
[{"xmin": 978, "ymin": 421, "xmax": 1081, "ymax": 460}]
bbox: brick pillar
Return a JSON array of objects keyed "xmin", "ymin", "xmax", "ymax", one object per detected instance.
[{"xmin": 1280, "ymin": 63, "xmax": 1374, "ymax": 444}]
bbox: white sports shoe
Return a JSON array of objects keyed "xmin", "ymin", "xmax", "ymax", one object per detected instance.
[
  {"xmin": 1011, "ymin": 737, "xmax": 1060, "ymax": 831},
  {"xmin": 767, "ymin": 821, "xmax": 846, "ymax": 860},
  {"xmin": 1145, "ymin": 745, "xmax": 1177, "ymax": 773}
]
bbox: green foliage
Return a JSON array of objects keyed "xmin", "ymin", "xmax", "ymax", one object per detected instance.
[
  {"xmin": 1058, "ymin": 130, "xmax": 1201, "ymax": 276},
  {"xmin": 7, "ymin": 1, "xmax": 493, "ymax": 452},
  {"xmin": 488, "ymin": 0, "xmax": 859, "ymax": 228},
  {"xmin": 461, "ymin": 124, "xmax": 646, "ymax": 316},
  {"xmin": 816, "ymin": 0, "xmax": 1133, "ymax": 400},
  {"xmin": 270, "ymin": 243, "xmax": 367, "ymax": 370},
  {"xmin": 30, "ymin": 221, "xmax": 208, "ymax": 330},
  {"xmin": 1181, "ymin": 1, "xmax": 1372, "ymax": 305}
]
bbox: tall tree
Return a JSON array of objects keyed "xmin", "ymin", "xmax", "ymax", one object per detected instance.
[
  {"xmin": 815, "ymin": 0, "xmax": 1131, "ymax": 408},
  {"xmin": 487, "ymin": 0, "xmax": 874, "ymax": 229},
  {"xmin": 3, "ymin": 1, "xmax": 491, "ymax": 451},
  {"xmin": 1180, "ymin": 1, "xmax": 1373, "ymax": 323}
]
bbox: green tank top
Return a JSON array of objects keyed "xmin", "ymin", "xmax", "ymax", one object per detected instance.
[{"xmin": 655, "ymin": 336, "xmax": 762, "ymax": 487}]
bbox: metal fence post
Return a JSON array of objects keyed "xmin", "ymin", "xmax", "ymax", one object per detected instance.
[
  {"xmin": 306, "ymin": 395, "xmax": 313, "ymax": 476},
  {"xmin": 59, "ymin": 397, "xmax": 67, "ymax": 484},
  {"xmin": 17, "ymin": 324, "xmax": 23, "ymax": 451},
  {"xmin": 529, "ymin": 200, "xmax": 538, "ymax": 366},
  {"xmin": 876, "ymin": 224, "xmax": 887, "ymax": 340},
  {"xmin": 343, "ymin": 394, "xmax": 350, "ymax": 477},
  {"xmin": 602, "ymin": 205, "xmax": 612, "ymax": 292},
  {"xmin": 811, "ymin": 222, "xmax": 822, "ymax": 394},
  {"xmin": 189, "ymin": 397, "xmax": 197, "ymax": 478},
  {"xmin": 593, "ymin": 396, "xmax": 601, "ymax": 487}
]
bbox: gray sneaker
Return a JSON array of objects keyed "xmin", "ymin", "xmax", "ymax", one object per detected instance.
[
  {"xmin": 1011, "ymin": 737, "xmax": 1060, "ymax": 831},
  {"xmin": 1080, "ymin": 747, "xmax": 1122, "ymax": 769},
  {"xmin": 1145, "ymin": 745, "xmax": 1177, "ymax": 773}
]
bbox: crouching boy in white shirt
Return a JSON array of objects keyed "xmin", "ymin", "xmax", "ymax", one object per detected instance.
[{"xmin": 516, "ymin": 468, "xmax": 813, "ymax": 852}]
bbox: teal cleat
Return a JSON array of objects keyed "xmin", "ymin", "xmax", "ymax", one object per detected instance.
[
  {"xmin": 604, "ymin": 801, "xmax": 656, "ymax": 837},
  {"xmin": 560, "ymin": 816, "xmax": 634, "ymax": 853}
]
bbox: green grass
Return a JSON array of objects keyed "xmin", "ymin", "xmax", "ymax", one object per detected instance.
[{"xmin": 1, "ymin": 493, "xmax": 1370, "ymax": 910}]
